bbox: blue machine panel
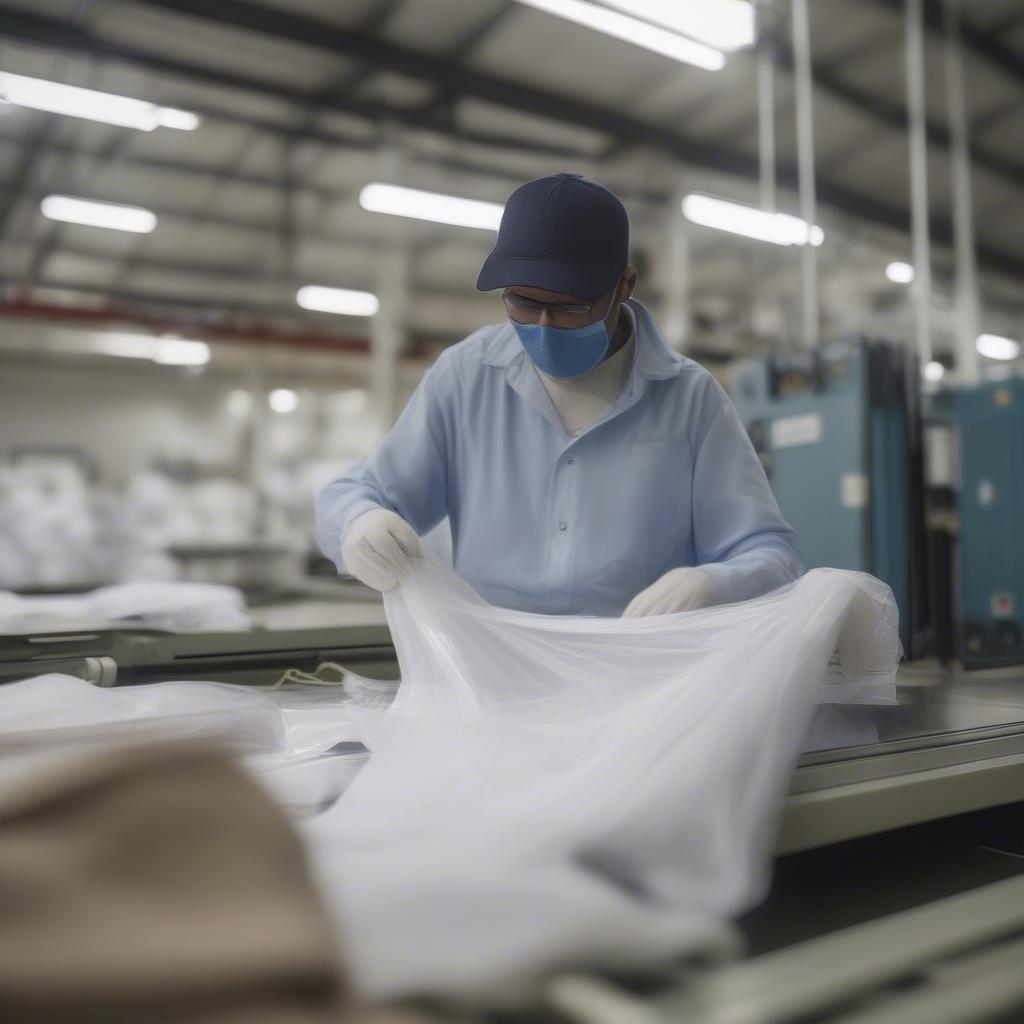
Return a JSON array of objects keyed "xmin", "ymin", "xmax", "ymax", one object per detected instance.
[
  {"xmin": 733, "ymin": 346, "xmax": 868, "ymax": 572},
  {"xmin": 731, "ymin": 340, "xmax": 920, "ymax": 655},
  {"xmin": 955, "ymin": 380, "xmax": 1024, "ymax": 667}
]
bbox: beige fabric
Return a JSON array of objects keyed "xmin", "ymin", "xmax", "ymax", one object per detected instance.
[{"xmin": 0, "ymin": 744, "xmax": 352, "ymax": 1024}]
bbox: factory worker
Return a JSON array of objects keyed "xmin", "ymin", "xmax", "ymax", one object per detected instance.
[{"xmin": 316, "ymin": 172, "xmax": 803, "ymax": 616}]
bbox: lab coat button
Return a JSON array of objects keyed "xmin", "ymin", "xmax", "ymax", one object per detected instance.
[{"xmin": 558, "ymin": 522, "xmax": 568, "ymax": 532}]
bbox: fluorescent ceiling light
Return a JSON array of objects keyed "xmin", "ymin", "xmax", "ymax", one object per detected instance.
[
  {"xmin": 359, "ymin": 183, "xmax": 504, "ymax": 231},
  {"xmin": 94, "ymin": 332, "xmax": 209, "ymax": 366},
  {"xmin": 95, "ymin": 333, "xmax": 160, "ymax": 360},
  {"xmin": 514, "ymin": 0, "xmax": 725, "ymax": 69},
  {"xmin": 41, "ymin": 195, "xmax": 157, "ymax": 233},
  {"xmin": 682, "ymin": 194, "xmax": 824, "ymax": 246},
  {"xmin": 154, "ymin": 337, "xmax": 210, "ymax": 366},
  {"xmin": 886, "ymin": 261, "xmax": 914, "ymax": 284},
  {"xmin": 923, "ymin": 361, "xmax": 945, "ymax": 382},
  {"xmin": 597, "ymin": 0, "xmax": 754, "ymax": 51},
  {"xmin": 0, "ymin": 72, "xmax": 199, "ymax": 131},
  {"xmin": 155, "ymin": 106, "xmax": 201, "ymax": 131},
  {"xmin": 296, "ymin": 285, "xmax": 380, "ymax": 317},
  {"xmin": 976, "ymin": 333, "xmax": 1021, "ymax": 361},
  {"xmin": 269, "ymin": 388, "xmax": 300, "ymax": 414}
]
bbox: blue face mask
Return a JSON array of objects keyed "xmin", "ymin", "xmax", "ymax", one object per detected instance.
[{"xmin": 511, "ymin": 318, "xmax": 610, "ymax": 381}]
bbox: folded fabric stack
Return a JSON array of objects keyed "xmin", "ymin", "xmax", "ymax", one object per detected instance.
[{"xmin": 0, "ymin": 580, "xmax": 252, "ymax": 633}]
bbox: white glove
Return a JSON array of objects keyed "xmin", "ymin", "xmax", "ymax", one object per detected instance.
[
  {"xmin": 622, "ymin": 567, "xmax": 716, "ymax": 618},
  {"xmin": 341, "ymin": 509, "xmax": 423, "ymax": 592}
]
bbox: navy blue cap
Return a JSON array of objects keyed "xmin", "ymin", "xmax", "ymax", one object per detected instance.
[{"xmin": 476, "ymin": 172, "xmax": 629, "ymax": 303}]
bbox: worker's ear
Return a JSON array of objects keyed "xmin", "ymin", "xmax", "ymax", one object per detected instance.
[
  {"xmin": 619, "ymin": 266, "xmax": 638, "ymax": 302},
  {"xmin": 604, "ymin": 267, "xmax": 637, "ymax": 337}
]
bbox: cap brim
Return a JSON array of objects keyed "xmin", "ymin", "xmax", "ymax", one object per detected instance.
[{"xmin": 476, "ymin": 252, "xmax": 617, "ymax": 304}]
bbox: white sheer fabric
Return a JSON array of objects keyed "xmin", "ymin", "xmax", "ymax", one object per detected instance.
[
  {"xmin": 0, "ymin": 557, "xmax": 900, "ymax": 1003},
  {"xmin": 303, "ymin": 558, "xmax": 900, "ymax": 1002}
]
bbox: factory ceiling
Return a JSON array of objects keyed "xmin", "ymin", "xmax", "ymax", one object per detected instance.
[{"xmin": 0, "ymin": 0, "xmax": 1022, "ymax": 355}]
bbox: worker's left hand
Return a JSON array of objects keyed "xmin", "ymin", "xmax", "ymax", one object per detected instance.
[{"xmin": 622, "ymin": 567, "xmax": 716, "ymax": 618}]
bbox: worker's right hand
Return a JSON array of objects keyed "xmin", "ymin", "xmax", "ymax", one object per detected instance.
[{"xmin": 341, "ymin": 508, "xmax": 423, "ymax": 592}]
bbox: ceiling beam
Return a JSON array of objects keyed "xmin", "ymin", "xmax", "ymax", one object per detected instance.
[
  {"xmin": 21, "ymin": 244, "xmax": 552, "ymax": 313},
  {"xmin": 1, "ymin": 183, "xmax": 379, "ymax": 250},
  {"xmin": 7, "ymin": 154, "xmax": 1023, "ymax": 283},
  {"xmin": 0, "ymin": 150, "xmax": 668, "ymax": 262},
  {"xmin": 0, "ymin": 98, "xmax": 607, "ymax": 215},
  {"xmin": 606, "ymin": 18, "xmax": 1024, "ymax": 197},
  {"xmin": 116, "ymin": 1, "xmax": 910, "ymax": 214},
  {"xmin": 770, "ymin": 31, "xmax": 1024, "ymax": 192},
  {"xmin": 141, "ymin": 0, "xmax": 1024, "ymax": 197},
  {"xmin": 123, "ymin": 0, "xmax": 1024, "ymax": 274},
  {"xmin": 869, "ymin": 0, "xmax": 1024, "ymax": 91},
  {"xmin": 0, "ymin": 134, "xmax": 347, "ymax": 209},
  {"xmin": 279, "ymin": 0, "xmax": 408, "ymax": 191},
  {"xmin": 408, "ymin": 4, "xmax": 517, "ymax": 121},
  {"xmin": 0, "ymin": 6, "xmax": 582, "ymax": 161},
  {"xmin": 312, "ymin": 0, "xmax": 416, "ymax": 112},
  {"xmin": 0, "ymin": 9, "xmax": 859, "ymax": 214},
  {"xmin": 0, "ymin": 115, "xmax": 57, "ymax": 242},
  {"xmin": 35, "ymin": 240, "xmax": 669, "ymax": 302},
  {"xmin": 0, "ymin": 0, "xmax": 97, "ymax": 251},
  {"xmin": 22, "ymin": 127, "xmax": 137, "ymax": 288},
  {"xmin": 988, "ymin": 10, "xmax": 1024, "ymax": 36},
  {"xmin": 2, "ymin": 3, "xmax": 1024, "ymax": 280}
]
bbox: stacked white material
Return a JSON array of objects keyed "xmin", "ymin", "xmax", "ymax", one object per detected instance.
[
  {"xmin": 0, "ymin": 463, "xmax": 103, "ymax": 589},
  {"xmin": 111, "ymin": 471, "xmax": 307, "ymax": 585},
  {"xmin": 112, "ymin": 472, "xmax": 263, "ymax": 580},
  {"xmin": 0, "ymin": 467, "xmax": 260, "ymax": 589},
  {"xmin": 116, "ymin": 472, "xmax": 258, "ymax": 550},
  {"xmin": 0, "ymin": 581, "xmax": 252, "ymax": 633}
]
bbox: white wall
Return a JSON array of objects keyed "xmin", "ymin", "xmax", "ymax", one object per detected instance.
[
  {"xmin": 0, "ymin": 356, "xmax": 425, "ymax": 487},
  {"xmin": 0, "ymin": 316, "xmax": 437, "ymax": 487},
  {"xmin": 0, "ymin": 360, "xmax": 249, "ymax": 484}
]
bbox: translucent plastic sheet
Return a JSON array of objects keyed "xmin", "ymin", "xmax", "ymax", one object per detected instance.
[{"xmin": 303, "ymin": 557, "xmax": 901, "ymax": 1003}]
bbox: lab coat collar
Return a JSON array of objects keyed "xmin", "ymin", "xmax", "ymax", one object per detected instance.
[
  {"xmin": 628, "ymin": 299, "xmax": 686, "ymax": 380},
  {"xmin": 481, "ymin": 298, "xmax": 684, "ymax": 381},
  {"xmin": 488, "ymin": 300, "xmax": 678, "ymax": 443}
]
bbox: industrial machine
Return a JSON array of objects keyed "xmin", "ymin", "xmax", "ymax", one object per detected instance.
[
  {"xmin": 920, "ymin": 389, "xmax": 959, "ymax": 664},
  {"xmin": 953, "ymin": 379, "xmax": 1024, "ymax": 669},
  {"xmin": 731, "ymin": 339, "xmax": 928, "ymax": 658},
  {"xmin": 2, "ymin": 624, "xmax": 1024, "ymax": 1022}
]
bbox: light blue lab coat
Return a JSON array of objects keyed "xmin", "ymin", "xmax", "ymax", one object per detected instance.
[{"xmin": 316, "ymin": 299, "xmax": 803, "ymax": 616}]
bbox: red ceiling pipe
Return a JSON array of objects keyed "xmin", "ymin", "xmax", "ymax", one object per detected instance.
[{"xmin": 0, "ymin": 299, "xmax": 373, "ymax": 355}]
